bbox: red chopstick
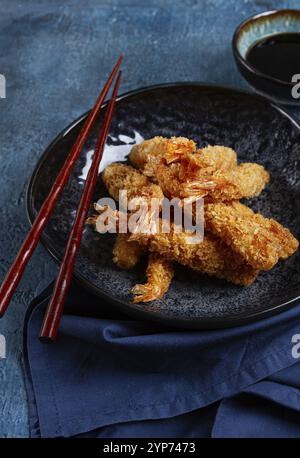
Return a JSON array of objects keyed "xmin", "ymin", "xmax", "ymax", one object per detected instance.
[
  {"xmin": 39, "ymin": 71, "xmax": 122, "ymax": 343},
  {"xmin": 0, "ymin": 55, "xmax": 122, "ymax": 318}
]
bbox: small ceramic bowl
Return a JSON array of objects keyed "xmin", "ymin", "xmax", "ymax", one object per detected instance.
[{"xmin": 233, "ymin": 9, "xmax": 300, "ymax": 105}]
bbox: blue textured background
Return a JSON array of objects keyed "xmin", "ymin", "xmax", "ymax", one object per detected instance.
[{"xmin": 0, "ymin": 0, "xmax": 299, "ymax": 437}]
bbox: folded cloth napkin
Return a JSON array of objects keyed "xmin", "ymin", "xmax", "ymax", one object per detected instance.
[{"xmin": 23, "ymin": 281, "xmax": 300, "ymax": 438}]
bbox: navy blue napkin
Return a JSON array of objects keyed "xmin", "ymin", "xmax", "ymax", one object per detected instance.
[{"xmin": 23, "ymin": 281, "xmax": 300, "ymax": 438}]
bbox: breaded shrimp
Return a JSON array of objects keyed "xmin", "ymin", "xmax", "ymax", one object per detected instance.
[
  {"xmin": 129, "ymin": 137, "xmax": 269, "ymax": 201},
  {"xmin": 102, "ymin": 162, "xmax": 164, "ymax": 203},
  {"xmin": 155, "ymin": 161, "xmax": 269, "ymax": 202},
  {"xmin": 205, "ymin": 202, "xmax": 298, "ymax": 270},
  {"xmin": 178, "ymin": 146, "xmax": 238, "ymax": 181},
  {"xmin": 89, "ymin": 207, "xmax": 258, "ymax": 286},
  {"xmin": 196, "ymin": 145, "xmax": 238, "ymax": 170},
  {"xmin": 102, "ymin": 163, "xmax": 164, "ymax": 235},
  {"xmin": 102, "ymin": 164, "xmax": 271, "ymax": 272},
  {"xmin": 100, "ymin": 163, "xmax": 259, "ymax": 285},
  {"xmin": 102, "ymin": 163, "xmax": 173, "ymax": 299},
  {"xmin": 102, "ymin": 163, "xmax": 148, "ymax": 201},
  {"xmin": 130, "ymin": 227, "xmax": 258, "ymax": 286},
  {"xmin": 112, "ymin": 233, "xmax": 145, "ymax": 269},
  {"xmin": 129, "ymin": 136, "xmax": 196, "ymax": 173},
  {"xmin": 130, "ymin": 138, "xmax": 236, "ymax": 180},
  {"xmin": 210, "ymin": 163, "xmax": 269, "ymax": 201},
  {"xmin": 131, "ymin": 253, "xmax": 174, "ymax": 303},
  {"xmin": 230, "ymin": 202, "xmax": 299, "ymax": 259}
]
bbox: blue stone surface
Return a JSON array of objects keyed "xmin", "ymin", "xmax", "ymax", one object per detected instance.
[{"xmin": 0, "ymin": 0, "xmax": 299, "ymax": 437}]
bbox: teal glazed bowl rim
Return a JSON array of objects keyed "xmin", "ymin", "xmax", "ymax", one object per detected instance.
[{"xmin": 232, "ymin": 9, "xmax": 300, "ymax": 88}]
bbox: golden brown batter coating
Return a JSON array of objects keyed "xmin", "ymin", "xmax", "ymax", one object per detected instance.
[
  {"xmin": 155, "ymin": 160, "xmax": 269, "ymax": 201},
  {"xmin": 129, "ymin": 222, "xmax": 258, "ymax": 286},
  {"xmin": 102, "ymin": 162, "xmax": 164, "ymax": 204},
  {"xmin": 101, "ymin": 163, "xmax": 258, "ymax": 285},
  {"xmin": 129, "ymin": 137, "xmax": 269, "ymax": 201},
  {"xmin": 102, "ymin": 163, "xmax": 173, "ymax": 298},
  {"xmin": 176, "ymin": 145, "xmax": 237, "ymax": 186},
  {"xmin": 131, "ymin": 253, "xmax": 174, "ymax": 303},
  {"xmin": 89, "ymin": 206, "xmax": 258, "ymax": 286},
  {"xmin": 129, "ymin": 136, "xmax": 196, "ymax": 173},
  {"xmin": 229, "ymin": 202, "xmax": 299, "ymax": 259},
  {"xmin": 91, "ymin": 136, "xmax": 299, "ymax": 302},
  {"xmin": 205, "ymin": 202, "xmax": 298, "ymax": 270},
  {"xmin": 112, "ymin": 233, "xmax": 145, "ymax": 269}
]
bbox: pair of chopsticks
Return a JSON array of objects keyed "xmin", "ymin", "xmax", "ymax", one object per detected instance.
[{"xmin": 0, "ymin": 55, "xmax": 123, "ymax": 342}]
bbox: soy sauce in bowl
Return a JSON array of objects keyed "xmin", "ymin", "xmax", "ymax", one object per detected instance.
[
  {"xmin": 233, "ymin": 10, "xmax": 300, "ymax": 105},
  {"xmin": 246, "ymin": 33, "xmax": 300, "ymax": 83}
]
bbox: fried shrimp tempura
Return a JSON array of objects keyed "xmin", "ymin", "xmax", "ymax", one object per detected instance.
[
  {"xmin": 102, "ymin": 163, "xmax": 173, "ymax": 298},
  {"xmin": 130, "ymin": 138, "xmax": 236, "ymax": 178},
  {"xmin": 205, "ymin": 202, "xmax": 299, "ymax": 270},
  {"xmin": 178, "ymin": 145, "xmax": 237, "ymax": 178},
  {"xmin": 211, "ymin": 163, "xmax": 269, "ymax": 201},
  {"xmin": 198, "ymin": 145, "xmax": 238, "ymax": 169},
  {"xmin": 112, "ymin": 233, "xmax": 145, "ymax": 269},
  {"xmin": 89, "ymin": 207, "xmax": 258, "ymax": 286},
  {"xmin": 91, "ymin": 136, "xmax": 298, "ymax": 302},
  {"xmin": 129, "ymin": 136, "xmax": 196, "ymax": 173},
  {"xmin": 129, "ymin": 137, "xmax": 269, "ymax": 201},
  {"xmin": 230, "ymin": 202, "xmax": 299, "ymax": 259},
  {"xmin": 102, "ymin": 163, "xmax": 163, "ymax": 202},
  {"xmin": 155, "ymin": 160, "xmax": 269, "ymax": 201},
  {"xmin": 130, "ymin": 228, "xmax": 258, "ymax": 286},
  {"xmin": 131, "ymin": 253, "xmax": 174, "ymax": 303}
]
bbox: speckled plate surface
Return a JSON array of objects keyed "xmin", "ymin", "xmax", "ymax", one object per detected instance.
[{"xmin": 27, "ymin": 83, "xmax": 300, "ymax": 328}]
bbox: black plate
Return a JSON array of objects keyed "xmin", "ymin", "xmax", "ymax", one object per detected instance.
[{"xmin": 27, "ymin": 83, "xmax": 300, "ymax": 329}]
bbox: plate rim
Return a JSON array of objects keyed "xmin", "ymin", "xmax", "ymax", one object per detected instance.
[{"xmin": 26, "ymin": 82, "xmax": 300, "ymax": 329}]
